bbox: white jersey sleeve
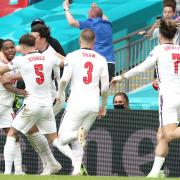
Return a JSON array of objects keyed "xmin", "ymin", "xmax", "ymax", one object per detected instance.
[
  {"xmin": 100, "ymin": 58, "xmax": 109, "ymax": 108},
  {"xmin": 124, "ymin": 47, "xmax": 158, "ymax": 79},
  {"xmin": 100, "ymin": 58, "xmax": 109, "ymax": 93},
  {"xmin": 8, "ymin": 56, "xmax": 22, "ymax": 70},
  {"xmin": 61, "ymin": 53, "xmax": 73, "ymax": 82},
  {"xmin": 51, "ymin": 54, "xmax": 62, "ymax": 67}
]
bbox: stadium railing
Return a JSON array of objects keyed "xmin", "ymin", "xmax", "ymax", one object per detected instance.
[{"xmin": 111, "ymin": 26, "xmax": 158, "ymax": 94}]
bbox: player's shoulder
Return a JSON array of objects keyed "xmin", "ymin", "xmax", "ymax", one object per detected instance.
[
  {"xmin": 12, "ymin": 55, "xmax": 23, "ymax": 62},
  {"xmin": 66, "ymin": 49, "xmax": 82, "ymax": 59},
  {"xmin": 43, "ymin": 45, "xmax": 56, "ymax": 54},
  {"xmin": 154, "ymin": 44, "xmax": 161, "ymax": 50},
  {"xmin": 48, "ymin": 45, "xmax": 56, "ymax": 52}
]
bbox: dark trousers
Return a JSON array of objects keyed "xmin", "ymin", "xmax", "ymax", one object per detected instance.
[{"xmin": 108, "ymin": 63, "xmax": 115, "ymax": 82}]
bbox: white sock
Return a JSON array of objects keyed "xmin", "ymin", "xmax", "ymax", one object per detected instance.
[
  {"xmin": 26, "ymin": 133, "xmax": 47, "ymax": 167},
  {"xmin": 149, "ymin": 156, "xmax": 165, "ymax": 175},
  {"xmin": 52, "ymin": 138, "xmax": 73, "ymax": 160},
  {"xmin": 71, "ymin": 140, "xmax": 83, "ymax": 174},
  {"xmin": 4, "ymin": 136, "xmax": 16, "ymax": 174},
  {"xmin": 14, "ymin": 141, "xmax": 23, "ymax": 173},
  {"xmin": 27, "ymin": 132, "xmax": 57, "ymax": 166}
]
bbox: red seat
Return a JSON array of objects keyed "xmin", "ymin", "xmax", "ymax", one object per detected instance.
[{"xmin": 0, "ymin": 0, "xmax": 29, "ymax": 17}]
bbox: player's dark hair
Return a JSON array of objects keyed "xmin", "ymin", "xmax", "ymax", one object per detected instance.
[
  {"xmin": 1, "ymin": 39, "xmax": 15, "ymax": 48},
  {"xmin": 19, "ymin": 34, "xmax": 36, "ymax": 47},
  {"xmin": 31, "ymin": 24, "xmax": 50, "ymax": 40},
  {"xmin": 159, "ymin": 19, "xmax": 177, "ymax": 40},
  {"xmin": 80, "ymin": 29, "xmax": 95, "ymax": 43}
]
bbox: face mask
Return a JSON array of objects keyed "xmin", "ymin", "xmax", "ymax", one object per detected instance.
[{"xmin": 114, "ymin": 104, "xmax": 125, "ymax": 109}]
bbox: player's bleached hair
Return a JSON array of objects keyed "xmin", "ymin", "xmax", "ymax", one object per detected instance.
[
  {"xmin": 80, "ymin": 29, "xmax": 95, "ymax": 43},
  {"xmin": 19, "ymin": 33, "xmax": 36, "ymax": 47},
  {"xmin": 159, "ymin": 19, "xmax": 177, "ymax": 40}
]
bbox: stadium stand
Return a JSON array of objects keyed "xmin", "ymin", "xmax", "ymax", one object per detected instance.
[{"xmin": 0, "ymin": 0, "xmax": 42, "ymax": 17}]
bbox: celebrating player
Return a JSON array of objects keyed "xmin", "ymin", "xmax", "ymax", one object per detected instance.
[
  {"xmin": 57, "ymin": 29, "xmax": 109, "ymax": 175},
  {"xmin": 110, "ymin": 19, "xmax": 180, "ymax": 178},
  {"xmin": 0, "ymin": 34, "xmax": 64, "ymax": 175},
  {"xmin": 0, "ymin": 39, "xmax": 27, "ymax": 175}
]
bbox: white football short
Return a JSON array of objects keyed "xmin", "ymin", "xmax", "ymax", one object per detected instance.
[
  {"xmin": 12, "ymin": 104, "xmax": 56, "ymax": 134},
  {"xmin": 159, "ymin": 93, "xmax": 180, "ymax": 126},
  {"xmin": 58, "ymin": 110, "xmax": 98, "ymax": 139},
  {"xmin": 0, "ymin": 105, "xmax": 13, "ymax": 129}
]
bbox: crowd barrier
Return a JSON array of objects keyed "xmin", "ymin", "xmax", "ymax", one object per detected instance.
[{"xmin": 0, "ymin": 110, "xmax": 180, "ymax": 177}]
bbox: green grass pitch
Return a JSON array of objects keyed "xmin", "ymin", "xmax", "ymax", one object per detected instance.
[{"xmin": 0, "ymin": 175, "xmax": 179, "ymax": 180}]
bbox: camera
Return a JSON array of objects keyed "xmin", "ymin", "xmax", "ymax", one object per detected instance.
[{"xmin": 156, "ymin": 16, "xmax": 162, "ymax": 20}]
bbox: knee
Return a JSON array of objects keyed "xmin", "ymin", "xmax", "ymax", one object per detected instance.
[
  {"xmin": 7, "ymin": 127, "xmax": 17, "ymax": 137},
  {"xmin": 58, "ymin": 133, "xmax": 67, "ymax": 146},
  {"xmin": 164, "ymin": 131, "xmax": 174, "ymax": 142},
  {"xmin": 28, "ymin": 125, "xmax": 39, "ymax": 134}
]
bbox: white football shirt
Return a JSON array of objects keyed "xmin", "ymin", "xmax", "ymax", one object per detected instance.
[
  {"xmin": 41, "ymin": 45, "xmax": 60, "ymax": 101},
  {"xmin": 61, "ymin": 49, "xmax": 109, "ymax": 112},
  {"xmin": 8, "ymin": 51, "xmax": 61, "ymax": 106},
  {"xmin": 125, "ymin": 44, "xmax": 180, "ymax": 94}
]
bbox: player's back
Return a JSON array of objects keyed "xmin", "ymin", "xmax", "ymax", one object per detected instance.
[
  {"xmin": 66, "ymin": 49, "xmax": 108, "ymax": 112},
  {"xmin": 10, "ymin": 52, "xmax": 60, "ymax": 106},
  {"xmin": 156, "ymin": 44, "xmax": 180, "ymax": 94}
]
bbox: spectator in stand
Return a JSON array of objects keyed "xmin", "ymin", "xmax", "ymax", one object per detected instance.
[
  {"xmin": 139, "ymin": 1, "xmax": 180, "ymax": 43},
  {"xmin": 140, "ymin": 1, "xmax": 180, "ymax": 96},
  {"xmin": 146, "ymin": 2, "xmax": 180, "ymax": 44},
  {"xmin": 163, "ymin": 0, "xmax": 176, "ymax": 9},
  {"xmin": 63, "ymin": 0, "xmax": 115, "ymax": 81},
  {"xmin": 113, "ymin": 92, "xmax": 129, "ymax": 109}
]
